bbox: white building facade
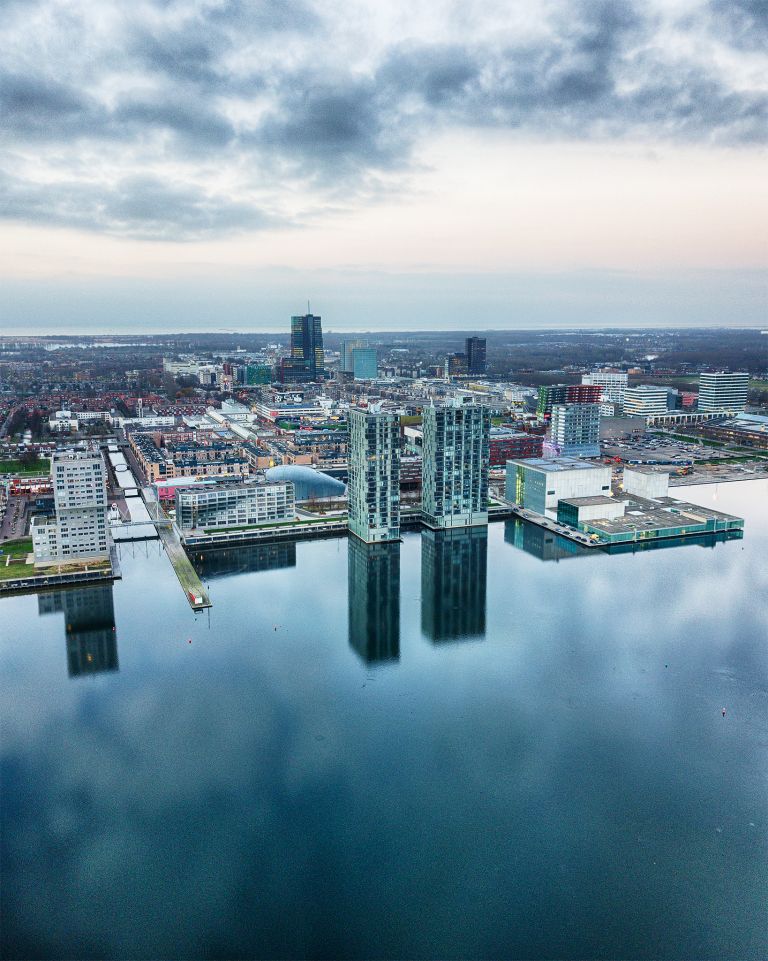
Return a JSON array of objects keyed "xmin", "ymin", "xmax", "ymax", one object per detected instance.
[
  {"xmin": 32, "ymin": 450, "xmax": 111, "ymax": 565},
  {"xmin": 175, "ymin": 481, "xmax": 295, "ymax": 531},
  {"xmin": 582, "ymin": 371, "xmax": 628, "ymax": 404},
  {"xmin": 623, "ymin": 385, "xmax": 670, "ymax": 418},
  {"xmin": 548, "ymin": 403, "xmax": 601, "ymax": 457},
  {"xmin": 698, "ymin": 372, "xmax": 749, "ymax": 412}
]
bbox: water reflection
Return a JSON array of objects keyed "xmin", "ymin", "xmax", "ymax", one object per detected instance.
[
  {"xmin": 604, "ymin": 529, "xmax": 743, "ymax": 554},
  {"xmin": 347, "ymin": 538, "xmax": 400, "ymax": 664},
  {"xmin": 38, "ymin": 584, "xmax": 118, "ymax": 677},
  {"xmin": 421, "ymin": 528, "xmax": 487, "ymax": 643},
  {"xmin": 193, "ymin": 541, "xmax": 297, "ymax": 578},
  {"xmin": 504, "ymin": 519, "xmax": 595, "ymax": 562}
]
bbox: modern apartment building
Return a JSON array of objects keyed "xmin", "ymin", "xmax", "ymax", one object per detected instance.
[
  {"xmin": 623, "ymin": 384, "xmax": 670, "ymax": 418},
  {"xmin": 581, "ymin": 370, "xmax": 628, "ymax": 404},
  {"xmin": 32, "ymin": 449, "xmax": 110, "ymax": 565},
  {"xmin": 422, "ymin": 398, "xmax": 490, "ymax": 529},
  {"xmin": 548, "ymin": 403, "xmax": 601, "ymax": 457},
  {"xmin": 698, "ymin": 372, "xmax": 749, "ymax": 412},
  {"xmin": 175, "ymin": 481, "xmax": 295, "ymax": 531},
  {"xmin": 537, "ymin": 383, "xmax": 602, "ymax": 416},
  {"xmin": 348, "ymin": 406, "xmax": 401, "ymax": 543},
  {"xmin": 342, "ymin": 339, "xmax": 368, "ymax": 372},
  {"xmin": 465, "ymin": 337, "xmax": 487, "ymax": 375}
]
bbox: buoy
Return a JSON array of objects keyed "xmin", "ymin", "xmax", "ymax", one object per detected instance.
[{"xmin": 722, "ymin": 708, "xmax": 726, "ymax": 717}]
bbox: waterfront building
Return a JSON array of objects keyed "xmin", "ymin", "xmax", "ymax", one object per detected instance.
[
  {"xmin": 348, "ymin": 406, "xmax": 401, "ymax": 543},
  {"xmin": 623, "ymin": 385, "xmax": 670, "ymax": 418},
  {"xmin": 175, "ymin": 481, "xmax": 295, "ymax": 531},
  {"xmin": 351, "ymin": 347, "xmax": 378, "ymax": 380},
  {"xmin": 581, "ymin": 371, "xmax": 628, "ymax": 404},
  {"xmin": 422, "ymin": 397, "xmax": 490, "ymax": 530},
  {"xmin": 698, "ymin": 372, "xmax": 749, "ymax": 412},
  {"xmin": 465, "ymin": 337, "xmax": 487, "ymax": 375},
  {"xmin": 548, "ymin": 403, "xmax": 601, "ymax": 457},
  {"xmin": 622, "ymin": 466, "xmax": 670, "ymax": 499},
  {"xmin": 32, "ymin": 449, "xmax": 110, "ymax": 566},
  {"xmin": 421, "ymin": 527, "xmax": 487, "ymax": 642},
  {"xmin": 506, "ymin": 457, "xmax": 612, "ymax": 519},
  {"xmin": 347, "ymin": 538, "xmax": 400, "ymax": 663}
]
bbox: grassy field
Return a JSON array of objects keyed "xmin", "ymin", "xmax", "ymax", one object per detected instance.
[
  {"xmin": 1, "ymin": 538, "xmax": 33, "ymax": 557},
  {"xmin": 0, "ymin": 458, "xmax": 50, "ymax": 476}
]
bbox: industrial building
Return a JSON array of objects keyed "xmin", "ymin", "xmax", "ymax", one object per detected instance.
[
  {"xmin": 701, "ymin": 412, "xmax": 768, "ymax": 450},
  {"xmin": 422, "ymin": 397, "xmax": 490, "ymax": 529}
]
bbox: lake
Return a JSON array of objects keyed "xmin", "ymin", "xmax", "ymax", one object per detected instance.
[{"xmin": 2, "ymin": 480, "xmax": 766, "ymax": 960}]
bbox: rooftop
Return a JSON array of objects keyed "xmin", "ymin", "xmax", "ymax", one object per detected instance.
[
  {"xmin": 559, "ymin": 495, "xmax": 618, "ymax": 507},
  {"xmin": 509, "ymin": 456, "xmax": 607, "ymax": 472},
  {"xmin": 584, "ymin": 494, "xmax": 743, "ymax": 537}
]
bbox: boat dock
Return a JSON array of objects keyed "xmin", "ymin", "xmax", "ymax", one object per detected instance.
[{"xmin": 157, "ymin": 522, "xmax": 211, "ymax": 611}]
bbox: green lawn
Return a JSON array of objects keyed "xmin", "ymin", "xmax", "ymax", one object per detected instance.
[
  {"xmin": 1, "ymin": 538, "xmax": 33, "ymax": 557},
  {"xmin": 0, "ymin": 458, "xmax": 50, "ymax": 476},
  {"xmin": 203, "ymin": 516, "xmax": 347, "ymax": 534}
]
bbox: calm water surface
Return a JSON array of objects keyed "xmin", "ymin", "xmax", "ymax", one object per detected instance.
[{"xmin": 2, "ymin": 481, "xmax": 767, "ymax": 960}]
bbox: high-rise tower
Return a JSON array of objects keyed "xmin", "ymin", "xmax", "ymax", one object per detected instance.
[
  {"xmin": 422, "ymin": 397, "xmax": 490, "ymax": 529},
  {"xmin": 465, "ymin": 336, "xmax": 487, "ymax": 375},
  {"xmin": 279, "ymin": 312, "xmax": 325, "ymax": 382},
  {"xmin": 348, "ymin": 406, "xmax": 401, "ymax": 543}
]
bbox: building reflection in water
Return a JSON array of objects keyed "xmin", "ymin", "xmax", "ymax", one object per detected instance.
[
  {"xmin": 421, "ymin": 527, "xmax": 487, "ymax": 643},
  {"xmin": 38, "ymin": 584, "xmax": 118, "ymax": 677},
  {"xmin": 193, "ymin": 541, "xmax": 297, "ymax": 579},
  {"xmin": 505, "ymin": 518, "xmax": 742, "ymax": 560},
  {"xmin": 504, "ymin": 519, "xmax": 595, "ymax": 562},
  {"xmin": 347, "ymin": 537, "xmax": 400, "ymax": 664}
]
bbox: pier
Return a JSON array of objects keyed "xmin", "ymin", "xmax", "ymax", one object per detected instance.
[{"xmin": 157, "ymin": 522, "xmax": 211, "ymax": 611}]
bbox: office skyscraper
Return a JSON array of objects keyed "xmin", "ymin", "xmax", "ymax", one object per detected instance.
[
  {"xmin": 342, "ymin": 339, "xmax": 368, "ymax": 372},
  {"xmin": 351, "ymin": 348, "xmax": 378, "ymax": 380},
  {"xmin": 698, "ymin": 372, "xmax": 749, "ymax": 412},
  {"xmin": 422, "ymin": 397, "xmax": 490, "ymax": 529},
  {"xmin": 279, "ymin": 312, "xmax": 325, "ymax": 382},
  {"xmin": 348, "ymin": 406, "xmax": 401, "ymax": 543},
  {"xmin": 465, "ymin": 337, "xmax": 487, "ymax": 375}
]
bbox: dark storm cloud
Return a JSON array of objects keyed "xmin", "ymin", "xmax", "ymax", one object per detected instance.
[{"xmin": 0, "ymin": 0, "xmax": 765, "ymax": 238}]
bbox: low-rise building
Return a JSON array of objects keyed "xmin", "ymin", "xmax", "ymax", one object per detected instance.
[
  {"xmin": 175, "ymin": 481, "xmax": 295, "ymax": 531},
  {"xmin": 506, "ymin": 457, "xmax": 612, "ymax": 519}
]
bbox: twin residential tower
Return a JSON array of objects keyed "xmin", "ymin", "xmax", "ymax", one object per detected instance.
[{"xmin": 348, "ymin": 397, "xmax": 490, "ymax": 544}]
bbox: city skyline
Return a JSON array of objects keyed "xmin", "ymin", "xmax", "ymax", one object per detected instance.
[{"xmin": 1, "ymin": 0, "xmax": 766, "ymax": 331}]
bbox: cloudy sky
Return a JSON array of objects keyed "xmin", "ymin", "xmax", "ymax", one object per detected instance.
[{"xmin": 1, "ymin": 0, "xmax": 766, "ymax": 332}]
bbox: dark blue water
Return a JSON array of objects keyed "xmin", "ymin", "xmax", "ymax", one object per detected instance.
[{"xmin": 2, "ymin": 481, "xmax": 767, "ymax": 960}]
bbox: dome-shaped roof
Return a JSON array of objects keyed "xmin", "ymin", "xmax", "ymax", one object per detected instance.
[{"xmin": 265, "ymin": 465, "xmax": 346, "ymax": 500}]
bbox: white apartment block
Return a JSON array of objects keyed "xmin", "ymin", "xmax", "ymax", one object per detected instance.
[
  {"xmin": 175, "ymin": 482, "xmax": 295, "ymax": 531},
  {"xmin": 32, "ymin": 450, "xmax": 110, "ymax": 566},
  {"xmin": 623, "ymin": 385, "xmax": 670, "ymax": 418},
  {"xmin": 582, "ymin": 371, "xmax": 628, "ymax": 404},
  {"xmin": 549, "ymin": 403, "xmax": 601, "ymax": 457},
  {"xmin": 698, "ymin": 372, "xmax": 749, "ymax": 412}
]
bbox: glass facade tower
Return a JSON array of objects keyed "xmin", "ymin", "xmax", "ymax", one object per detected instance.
[
  {"xmin": 348, "ymin": 406, "xmax": 401, "ymax": 543},
  {"xmin": 422, "ymin": 397, "xmax": 490, "ymax": 530}
]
